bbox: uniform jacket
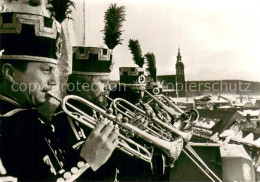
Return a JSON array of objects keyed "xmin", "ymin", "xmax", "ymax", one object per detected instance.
[
  {"xmin": 0, "ymin": 95, "xmax": 85, "ymax": 181},
  {"xmin": 53, "ymin": 102, "xmax": 119, "ymax": 182}
]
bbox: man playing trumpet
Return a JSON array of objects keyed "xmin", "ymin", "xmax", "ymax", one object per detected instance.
[
  {"xmin": 0, "ymin": 8, "xmax": 118, "ymax": 182},
  {"xmin": 109, "ymin": 67, "xmax": 184, "ymax": 181},
  {"xmin": 53, "ymin": 47, "xmax": 177, "ymax": 182},
  {"xmin": 53, "ymin": 46, "xmax": 122, "ymax": 181}
]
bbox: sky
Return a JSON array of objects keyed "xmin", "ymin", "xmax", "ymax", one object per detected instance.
[{"xmin": 82, "ymin": 0, "xmax": 260, "ymax": 82}]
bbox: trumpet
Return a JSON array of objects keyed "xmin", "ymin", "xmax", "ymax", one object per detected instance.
[
  {"xmin": 106, "ymin": 95, "xmax": 193, "ymax": 143},
  {"xmin": 105, "ymin": 96, "xmax": 172, "ymax": 140},
  {"xmin": 141, "ymin": 92, "xmax": 222, "ymax": 182},
  {"xmin": 47, "ymin": 92, "xmax": 184, "ymax": 163},
  {"xmin": 143, "ymin": 90, "xmax": 199, "ymax": 131},
  {"xmin": 106, "ymin": 94, "xmax": 222, "ymax": 182}
]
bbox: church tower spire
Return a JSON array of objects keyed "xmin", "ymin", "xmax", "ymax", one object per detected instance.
[
  {"xmin": 177, "ymin": 48, "xmax": 181, "ymax": 62},
  {"xmin": 175, "ymin": 48, "xmax": 186, "ymax": 97},
  {"xmin": 175, "ymin": 48, "xmax": 184, "ymax": 75}
]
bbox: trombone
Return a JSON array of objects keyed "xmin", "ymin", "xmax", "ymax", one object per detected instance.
[{"xmin": 143, "ymin": 90, "xmax": 199, "ymax": 131}]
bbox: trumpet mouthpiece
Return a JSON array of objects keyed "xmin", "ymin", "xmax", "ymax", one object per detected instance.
[
  {"xmin": 45, "ymin": 92, "xmax": 62, "ymax": 102},
  {"xmin": 46, "ymin": 91, "xmax": 53, "ymax": 97}
]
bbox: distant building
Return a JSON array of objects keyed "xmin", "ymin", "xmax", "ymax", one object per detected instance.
[
  {"xmin": 157, "ymin": 48, "xmax": 185, "ymax": 97},
  {"xmin": 255, "ymin": 100, "xmax": 260, "ymax": 109},
  {"xmin": 238, "ymin": 110, "xmax": 260, "ymax": 120},
  {"xmin": 194, "ymin": 95, "xmax": 231, "ymax": 110},
  {"xmin": 169, "ymin": 96, "xmax": 195, "ymax": 110},
  {"xmin": 194, "ymin": 95, "xmax": 212, "ymax": 109},
  {"xmin": 234, "ymin": 100, "xmax": 260, "ymax": 111},
  {"xmin": 243, "ymin": 101, "xmax": 256, "ymax": 110},
  {"xmin": 192, "ymin": 109, "xmax": 245, "ymax": 142}
]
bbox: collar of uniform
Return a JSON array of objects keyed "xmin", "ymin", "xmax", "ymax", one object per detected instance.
[
  {"xmin": 0, "ymin": 93, "xmax": 25, "ymax": 108},
  {"xmin": 0, "ymin": 93, "xmax": 38, "ymax": 110}
]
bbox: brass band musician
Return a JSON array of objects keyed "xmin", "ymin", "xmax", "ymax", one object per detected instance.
[
  {"xmin": 52, "ymin": 47, "xmax": 161, "ymax": 181},
  {"xmin": 52, "ymin": 46, "xmax": 121, "ymax": 181},
  {"xmin": 109, "ymin": 67, "xmax": 184, "ymax": 181},
  {"xmin": 0, "ymin": 6, "xmax": 118, "ymax": 181}
]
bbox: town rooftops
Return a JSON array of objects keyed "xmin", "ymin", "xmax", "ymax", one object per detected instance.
[{"xmin": 196, "ymin": 109, "xmax": 245, "ymax": 134}]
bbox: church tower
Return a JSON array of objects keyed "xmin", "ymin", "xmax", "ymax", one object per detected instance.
[
  {"xmin": 175, "ymin": 48, "xmax": 186, "ymax": 97},
  {"xmin": 176, "ymin": 48, "xmax": 184, "ymax": 76}
]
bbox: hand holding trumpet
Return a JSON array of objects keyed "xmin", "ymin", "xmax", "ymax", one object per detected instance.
[{"xmin": 80, "ymin": 114, "xmax": 119, "ymax": 171}]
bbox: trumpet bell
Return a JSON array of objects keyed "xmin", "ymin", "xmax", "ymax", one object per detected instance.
[
  {"xmin": 168, "ymin": 138, "xmax": 184, "ymax": 161},
  {"xmin": 179, "ymin": 109, "xmax": 199, "ymax": 122},
  {"xmin": 178, "ymin": 109, "xmax": 199, "ymax": 131}
]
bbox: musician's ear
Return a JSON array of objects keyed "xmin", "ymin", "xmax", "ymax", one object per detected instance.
[{"xmin": 2, "ymin": 63, "xmax": 16, "ymax": 83}]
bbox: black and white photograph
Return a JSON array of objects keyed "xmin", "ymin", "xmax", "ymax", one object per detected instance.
[{"xmin": 0, "ymin": 0, "xmax": 260, "ymax": 181}]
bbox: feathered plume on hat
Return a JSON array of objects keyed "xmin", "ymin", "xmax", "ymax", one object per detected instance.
[
  {"xmin": 47, "ymin": 0, "xmax": 75, "ymax": 23},
  {"xmin": 102, "ymin": 3, "xmax": 126, "ymax": 50},
  {"xmin": 118, "ymin": 39, "xmax": 146, "ymax": 88},
  {"xmin": 71, "ymin": 3, "xmax": 125, "ymax": 76},
  {"xmin": 145, "ymin": 52, "xmax": 157, "ymax": 82},
  {"xmin": 128, "ymin": 39, "xmax": 144, "ymax": 68}
]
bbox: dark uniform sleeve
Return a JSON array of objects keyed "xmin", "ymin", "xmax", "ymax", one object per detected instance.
[{"xmin": 1, "ymin": 109, "xmax": 52, "ymax": 181}]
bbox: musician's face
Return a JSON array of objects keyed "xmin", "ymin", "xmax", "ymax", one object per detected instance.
[
  {"xmin": 130, "ymin": 87, "xmax": 145, "ymax": 99},
  {"xmin": 81, "ymin": 75, "xmax": 111, "ymax": 106},
  {"xmin": 12, "ymin": 62, "xmax": 57, "ymax": 107}
]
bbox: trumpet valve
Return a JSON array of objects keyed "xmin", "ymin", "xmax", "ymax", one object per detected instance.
[
  {"xmin": 106, "ymin": 108, "xmax": 113, "ymax": 115},
  {"xmin": 122, "ymin": 117, "xmax": 129, "ymax": 123}
]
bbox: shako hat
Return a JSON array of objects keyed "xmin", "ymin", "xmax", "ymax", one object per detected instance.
[
  {"xmin": 119, "ymin": 67, "xmax": 146, "ymax": 90},
  {"xmin": 72, "ymin": 46, "xmax": 112, "ymax": 76},
  {"xmin": 0, "ymin": 0, "xmax": 61, "ymax": 65}
]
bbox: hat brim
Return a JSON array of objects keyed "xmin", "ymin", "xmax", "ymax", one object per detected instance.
[
  {"xmin": 72, "ymin": 71, "xmax": 110, "ymax": 76},
  {"xmin": 0, "ymin": 55, "xmax": 57, "ymax": 65},
  {"xmin": 119, "ymin": 83, "xmax": 146, "ymax": 90}
]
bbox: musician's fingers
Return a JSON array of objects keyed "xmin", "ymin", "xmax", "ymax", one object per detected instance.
[
  {"xmin": 116, "ymin": 113, "xmax": 123, "ymax": 122},
  {"xmin": 145, "ymin": 110, "xmax": 152, "ymax": 117},
  {"xmin": 108, "ymin": 125, "xmax": 119, "ymax": 143},
  {"xmin": 143, "ymin": 103, "xmax": 149, "ymax": 108},
  {"xmin": 142, "ymin": 120, "xmax": 149, "ymax": 128},
  {"xmin": 111, "ymin": 138, "xmax": 119, "ymax": 148},
  {"xmin": 136, "ymin": 118, "xmax": 145, "ymax": 127},
  {"xmin": 130, "ymin": 115, "xmax": 142, "ymax": 125},
  {"xmin": 100, "ymin": 121, "xmax": 114, "ymax": 137},
  {"xmin": 137, "ymin": 119, "xmax": 148, "ymax": 130},
  {"xmin": 146, "ymin": 108, "xmax": 155, "ymax": 118},
  {"xmin": 94, "ymin": 118, "xmax": 109, "ymax": 133},
  {"xmin": 129, "ymin": 117, "xmax": 137, "ymax": 124}
]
